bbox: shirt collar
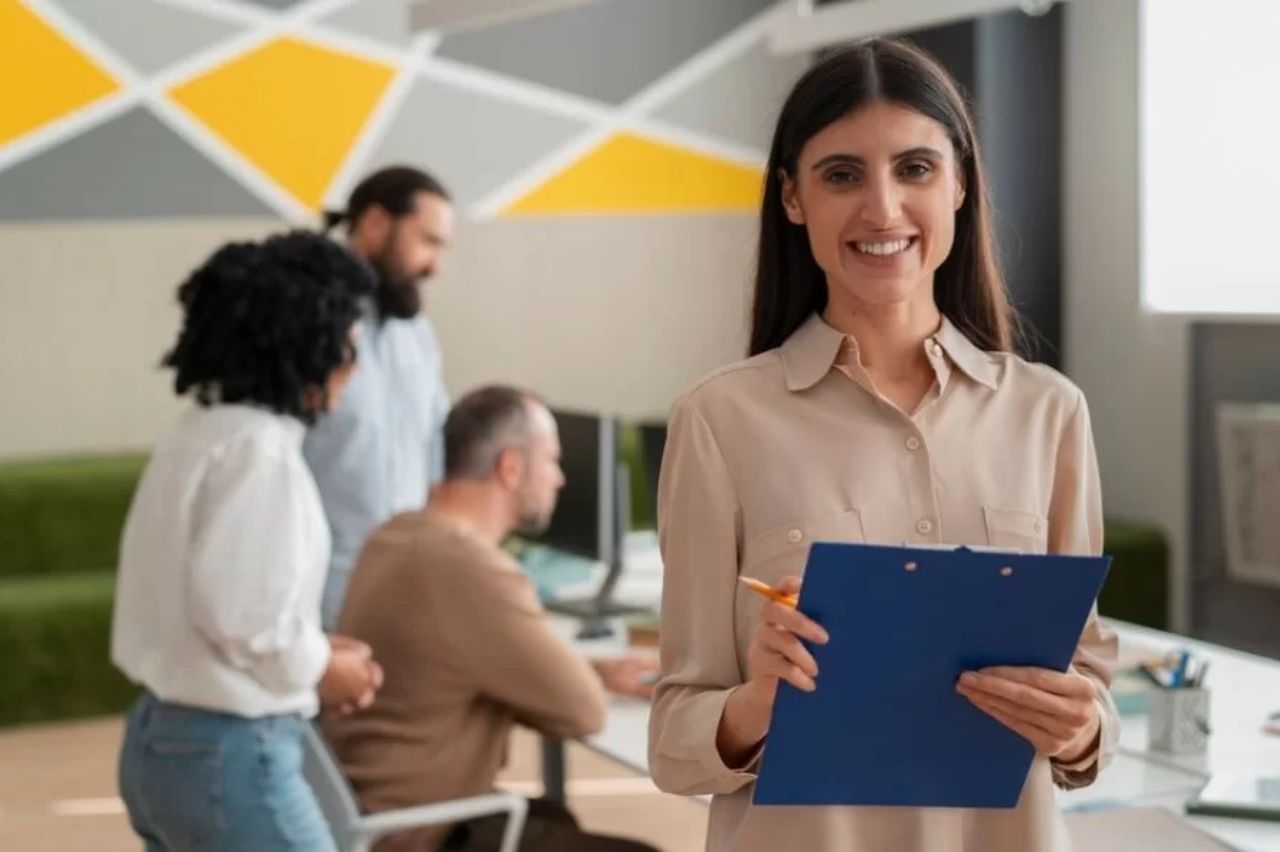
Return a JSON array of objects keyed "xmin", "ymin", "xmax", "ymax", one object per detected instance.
[
  {"xmin": 934, "ymin": 316, "xmax": 1001, "ymax": 390},
  {"xmin": 779, "ymin": 313, "xmax": 1001, "ymax": 392},
  {"xmin": 780, "ymin": 314, "xmax": 846, "ymax": 392}
]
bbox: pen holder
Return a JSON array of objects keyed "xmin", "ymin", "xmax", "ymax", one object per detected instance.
[{"xmin": 1147, "ymin": 686, "xmax": 1210, "ymax": 755}]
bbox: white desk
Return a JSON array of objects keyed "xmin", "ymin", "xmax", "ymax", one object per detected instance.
[
  {"xmin": 1108, "ymin": 622, "xmax": 1280, "ymax": 779},
  {"xmin": 588, "ymin": 699, "xmax": 650, "ymax": 775},
  {"xmin": 543, "ymin": 615, "xmax": 654, "ymax": 801},
  {"xmin": 554, "ymin": 617, "xmax": 1280, "ymax": 850},
  {"xmin": 1097, "ymin": 621, "xmax": 1280, "ymax": 850}
]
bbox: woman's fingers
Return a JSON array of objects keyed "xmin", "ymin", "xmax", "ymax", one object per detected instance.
[
  {"xmin": 761, "ymin": 599, "xmax": 829, "ymax": 645},
  {"xmin": 746, "ymin": 576, "xmax": 824, "ymax": 694},
  {"xmin": 747, "ymin": 630, "xmax": 817, "ymax": 692},
  {"xmin": 957, "ymin": 668, "xmax": 1101, "ymax": 758},
  {"xmin": 958, "ymin": 671, "xmax": 1092, "ymax": 726},
  {"xmin": 961, "ymin": 687, "xmax": 1070, "ymax": 738},
  {"xmin": 978, "ymin": 666, "xmax": 1096, "ymax": 700},
  {"xmin": 757, "ymin": 651, "xmax": 816, "ymax": 692},
  {"xmin": 767, "ymin": 576, "xmax": 827, "ymax": 643},
  {"xmin": 966, "ymin": 697, "xmax": 1056, "ymax": 753},
  {"xmin": 776, "ymin": 575, "xmax": 803, "ymax": 596},
  {"xmin": 759, "ymin": 623, "xmax": 820, "ymax": 677}
]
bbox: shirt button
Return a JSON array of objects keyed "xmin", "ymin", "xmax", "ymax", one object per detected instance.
[
  {"xmin": 916, "ymin": 519, "xmax": 934, "ymax": 535},
  {"xmin": 787, "ymin": 529, "xmax": 803, "ymax": 544},
  {"xmin": 1034, "ymin": 520, "xmax": 1044, "ymax": 533},
  {"xmin": 905, "ymin": 436, "xmax": 921, "ymax": 451}
]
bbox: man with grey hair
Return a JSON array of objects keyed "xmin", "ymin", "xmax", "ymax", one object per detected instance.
[{"xmin": 324, "ymin": 386, "xmax": 659, "ymax": 852}]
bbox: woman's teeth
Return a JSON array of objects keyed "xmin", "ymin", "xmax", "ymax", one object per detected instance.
[{"xmin": 854, "ymin": 238, "xmax": 913, "ymax": 256}]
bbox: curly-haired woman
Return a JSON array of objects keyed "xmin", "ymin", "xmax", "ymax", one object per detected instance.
[{"xmin": 112, "ymin": 231, "xmax": 384, "ymax": 851}]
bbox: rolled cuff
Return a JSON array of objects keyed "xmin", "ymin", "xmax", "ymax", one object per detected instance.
[{"xmin": 652, "ymin": 685, "xmax": 766, "ymax": 797}]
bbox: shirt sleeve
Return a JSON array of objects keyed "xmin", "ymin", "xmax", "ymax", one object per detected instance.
[
  {"xmin": 433, "ymin": 553, "xmax": 608, "ymax": 739},
  {"xmin": 186, "ymin": 434, "xmax": 330, "ymax": 697},
  {"xmin": 647, "ymin": 396, "xmax": 760, "ymax": 796},
  {"xmin": 1047, "ymin": 388, "xmax": 1120, "ymax": 788}
]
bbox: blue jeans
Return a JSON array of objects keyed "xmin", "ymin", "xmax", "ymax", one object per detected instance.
[{"xmin": 118, "ymin": 693, "xmax": 337, "ymax": 851}]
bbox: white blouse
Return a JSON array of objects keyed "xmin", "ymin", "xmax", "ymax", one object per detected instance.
[{"xmin": 112, "ymin": 405, "xmax": 331, "ymax": 718}]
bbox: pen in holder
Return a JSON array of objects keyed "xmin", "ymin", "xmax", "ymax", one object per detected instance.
[{"xmin": 1148, "ymin": 685, "xmax": 1211, "ymax": 755}]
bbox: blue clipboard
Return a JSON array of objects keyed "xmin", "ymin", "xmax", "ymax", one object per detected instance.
[{"xmin": 752, "ymin": 542, "xmax": 1111, "ymax": 808}]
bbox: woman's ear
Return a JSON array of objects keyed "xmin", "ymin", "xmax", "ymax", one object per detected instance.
[
  {"xmin": 780, "ymin": 169, "xmax": 805, "ymax": 225},
  {"xmin": 954, "ymin": 172, "xmax": 967, "ymax": 211}
]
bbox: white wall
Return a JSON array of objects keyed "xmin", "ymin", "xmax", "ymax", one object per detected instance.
[
  {"xmin": 0, "ymin": 218, "xmax": 276, "ymax": 458},
  {"xmin": 430, "ymin": 214, "xmax": 754, "ymax": 419},
  {"xmin": 1063, "ymin": 0, "xmax": 1191, "ymax": 630},
  {"xmin": 0, "ymin": 214, "xmax": 755, "ymax": 459}
]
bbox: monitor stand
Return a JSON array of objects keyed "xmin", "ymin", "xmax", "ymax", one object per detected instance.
[
  {"xmin": 544, "ymin": 457, "xmax": 651, "ymax": 640},
  {"xmin": 547, "ymin": 600, "xmax": 649, "ymax": 640},
  {"xmin": 545, "ymin": 554, "xmax": 649, "ymax": 640}
]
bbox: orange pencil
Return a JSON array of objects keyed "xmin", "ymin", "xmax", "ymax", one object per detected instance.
[{"xmin": 738, "ymin": 575, "xmax": 799, "ymax": 608}]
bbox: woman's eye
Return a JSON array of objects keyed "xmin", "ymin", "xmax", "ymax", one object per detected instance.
[
  {"xmin": 824, "ymin": 169, "xmax": 860, "ymax": 186},
  {"xmin": 900, "ymin": 162, "xmax": 933, "ymax": 179}
]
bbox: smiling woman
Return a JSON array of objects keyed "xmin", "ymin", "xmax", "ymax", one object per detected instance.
[
  {"xmin": 783, "ymin": 105, "xmax": 967, "ymax": 327},
  {"xmin": 647, "ymin": 39, "xmax": 1118, "ymax": 852},
  {"xmin": 751, "ymin": 40, "xmax": 1011, "ymax": 360}
]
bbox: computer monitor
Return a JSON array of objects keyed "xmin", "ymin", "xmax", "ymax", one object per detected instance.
[
  {"xmin": 536, "ymin": 408, "xmax": 643, "ymax": 637},
  {"xmin": 536, "ymin": 409, "xmax": 616, "ymax": 565}
]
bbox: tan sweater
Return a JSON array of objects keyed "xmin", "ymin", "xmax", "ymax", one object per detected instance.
[{"xmin": 323, "ymin": 510, "xmax": 607, "ymax": 851}]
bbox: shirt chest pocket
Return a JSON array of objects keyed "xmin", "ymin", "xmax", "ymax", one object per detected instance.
[
  {"xmin": 736, "ymin": 509, "xmax": 866, "ymax": 650},
  {"xmin": 742, "ymin": 508, "xmax": 868, "ymax": 581},
  {"xmin": 983, "ymin": 507, "xmax": 1049, "ymax": 554}
]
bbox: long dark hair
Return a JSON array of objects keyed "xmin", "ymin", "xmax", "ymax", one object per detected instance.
[{"xmin": 749, "ymin": 39, "xmax": 1016, "ymax": 356}]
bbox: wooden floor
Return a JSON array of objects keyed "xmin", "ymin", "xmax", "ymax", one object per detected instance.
[{"xmin": 0, "ymin": 716, "xmax": 708, "ymax": 851}]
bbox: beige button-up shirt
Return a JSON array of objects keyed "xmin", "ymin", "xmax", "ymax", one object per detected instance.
[{"xmin": 649, "ymin": 314, "xmax": 1118, "ymax": 852}]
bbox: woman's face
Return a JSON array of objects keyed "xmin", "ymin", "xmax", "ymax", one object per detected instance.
[{"xmin": 781, "ymin": 100, "xmax": 965, "ymax": 315}]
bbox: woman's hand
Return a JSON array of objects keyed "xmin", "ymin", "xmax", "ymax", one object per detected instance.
[
  {"xmin": 319, "ymin": 634, "xmax": 384, "ymax": 715},
  {"xmin": 744, "ymin": 575, "xmax": 829, "ymax": 700},
  {"xmin": 956, "ymin": 666, "xmax": 1100, "ymax": 762},
  {"xmin": 717, "ymin": 576, "xmax": 829, "ymax": 764}
]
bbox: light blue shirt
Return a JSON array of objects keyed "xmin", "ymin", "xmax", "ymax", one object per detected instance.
[{"xmin": 304, "ymin": 306, "xmax": 449, "ymax": 629}]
